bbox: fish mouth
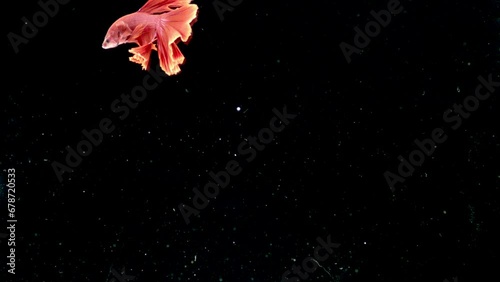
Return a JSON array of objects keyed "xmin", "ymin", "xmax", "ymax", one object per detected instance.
[
  {"xmin": 102, "ymin": 43, "xmax": 116, "ymax": 49},
  {"xmin": 102, "ymin": 39, "xmax": 118, "ymax": 49}
]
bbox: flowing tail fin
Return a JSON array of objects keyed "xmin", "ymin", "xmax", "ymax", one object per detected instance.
[{"xmin": 156, "ymin": 4, "xmax": 198, "ymax": 76}]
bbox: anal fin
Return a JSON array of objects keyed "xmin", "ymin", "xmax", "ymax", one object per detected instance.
[{"xmin": 129, "ymin": 43, "xmax": 157, "ymax": 71}]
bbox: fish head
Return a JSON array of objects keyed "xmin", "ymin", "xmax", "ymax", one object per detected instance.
[{"xmin": 102, "ymin": 20, "xmax": 133, "ymax": 49}]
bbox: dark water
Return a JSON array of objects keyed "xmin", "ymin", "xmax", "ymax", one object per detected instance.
[{"xmin": 3, "ymin": 0, "xmax": 500, "ymax": 281}]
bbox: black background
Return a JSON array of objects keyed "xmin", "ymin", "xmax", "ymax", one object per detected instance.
[{"xmin": 2, "ymin": 0, "xmax": 500, "ymax": 281}]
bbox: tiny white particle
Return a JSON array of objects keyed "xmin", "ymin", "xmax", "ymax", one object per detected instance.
[{"xmin": 236, "ymin": 107, "xmax": 241, "ymax": 112}]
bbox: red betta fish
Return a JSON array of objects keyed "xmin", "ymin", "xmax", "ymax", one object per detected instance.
[{"xmin": 102, "ymin": 0, "xmax": 198, "ymax": 76}]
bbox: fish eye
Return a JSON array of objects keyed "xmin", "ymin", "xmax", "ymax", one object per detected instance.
[{"xmin": 105, "ymin": 39, "xmax": 110, "ymax": 43}]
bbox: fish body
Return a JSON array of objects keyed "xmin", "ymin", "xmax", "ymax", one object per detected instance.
[
  {"xmin": 102, "ymin": 0, "xmax": 198, "ymax": 76},
  {"xmin": 102, "ymin": 13, "xmax": 156, "ymax": 49}
]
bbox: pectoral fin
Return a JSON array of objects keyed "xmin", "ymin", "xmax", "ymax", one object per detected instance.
[{"xmin": 129, "ymin": 24, "xmax": 156, "ymax": 46}]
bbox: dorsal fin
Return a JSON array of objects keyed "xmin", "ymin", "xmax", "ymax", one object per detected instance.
[{"xmin": 138, "ymin": 0, "xmax": 192, "ymax": 14}]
